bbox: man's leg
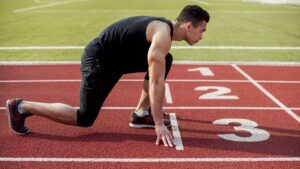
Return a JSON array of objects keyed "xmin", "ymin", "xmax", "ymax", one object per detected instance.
[
  {"xmin": 135, "ymin": 80, "xmax": 168, "ymax": 116},
  {"xmin": 129, "ymin": 53, "xmax": 173, "ymax": 128},
  {"xmin": 6, "ymin": 70, "xmax": 123, "ymax": 134},
  {"xmin": 5, "ymin": 98, "xmax": 78, "ymax": 135},
  {"xmin": 135, "ymin": 79, "xmax": 150, "ymax": 112},
  {"xmin": 7, "ymin": 53, "xmax": 123, "ymax": 135},
  {"xmin": 22, "ymin": 101, "xmax": 77, "ymax": 125},
  {"xmin": 135, "ymin": 53, "xmax": 173, "ymax": 113},
  {"xmin": 77, "ymin": 70, "xmax": 122, "ymax": 127}
]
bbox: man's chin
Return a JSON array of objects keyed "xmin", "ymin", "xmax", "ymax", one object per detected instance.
[
  {"xmin": 185, "ymin": 40, "xmax": 197, "ymax": 46},
  {"xmin": 189, "ymin": 42, "xmax": 196, "ymax": 46},
  {"xmin": 187, "ymin": 41, "xmax": 195, "ymax": 46}
]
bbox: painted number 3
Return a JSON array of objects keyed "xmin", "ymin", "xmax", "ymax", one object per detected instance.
[{"xmin": 213, "ymin": 119, "xmax": 270, "ymax": 142}]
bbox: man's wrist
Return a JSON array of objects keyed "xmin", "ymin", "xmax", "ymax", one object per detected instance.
[{"xmin": 155, "ymin": 121, "xmax": 164, "ymax": 127}]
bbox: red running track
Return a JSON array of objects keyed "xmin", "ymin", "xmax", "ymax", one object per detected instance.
[{"xmin": 0, "ymin": 63, "xmax": 299, "ymax": 169}]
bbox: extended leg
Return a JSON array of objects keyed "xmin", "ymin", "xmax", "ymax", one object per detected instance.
[
  {"xmin": 23, "ymin": 101, "xmax": 77, "ymax": 125},
  {"xmin": 6, "ymin": 98, "xmax": 77, "ymax": 135}
]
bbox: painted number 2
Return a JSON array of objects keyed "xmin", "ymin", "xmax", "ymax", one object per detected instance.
[
  {"xmin": 213, "ymin": 118, "xmax": 270, "ymax": 142},
  {"xmin": 195, "ymin": 86, "xmax": 239, "ymax": 100}
]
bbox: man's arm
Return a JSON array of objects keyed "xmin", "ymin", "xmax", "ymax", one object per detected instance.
[{"xmin": 147, "ymin": 21, "xmax": 174, "ymax": 147}]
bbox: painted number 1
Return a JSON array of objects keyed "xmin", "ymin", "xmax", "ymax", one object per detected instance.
[{"xmin": 213, "ymin": 118, "xmax": 270, "ymax": 142}]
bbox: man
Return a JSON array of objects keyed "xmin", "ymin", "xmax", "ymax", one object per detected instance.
[{"xmin": 6, "ymin": 5, "xmax": 209, "ymax": 148}]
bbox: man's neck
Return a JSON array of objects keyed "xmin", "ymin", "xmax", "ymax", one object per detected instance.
[{"xmin": 172, "ymin": 21, "xmax": 184, "ymax": 41}]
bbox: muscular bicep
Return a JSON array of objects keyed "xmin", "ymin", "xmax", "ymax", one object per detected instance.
[{"xmin": 147, "ymin": 29, "xmax": 172, "ymax": 81}]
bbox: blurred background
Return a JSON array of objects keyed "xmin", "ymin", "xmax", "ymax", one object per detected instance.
[{"xmin": 0, "ymin": 0, "xmax": 299, "ymax": 61}]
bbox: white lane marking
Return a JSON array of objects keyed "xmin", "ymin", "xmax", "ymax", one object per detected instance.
[
  {"xmin": 0, "ymin": 61, "xmax": 81, "ymax": 65},
  {"xmin": 104, "ymin": 107, "xmax": 300, "ymax": 111},
  {"xmin": 13, "ymin": 0, "xmax": 82, "ymax": 13},
  {"xmin": 188, "ymin": 67, "xmax": 214, "ymax": 76},
  {"xmin": 0, "ymin": 79, "xmax": 81, "ymax": 83},
  {"xmin": 169, "ymin": 113, "xmax": 184, "ymax": 151},
  {"xmin": 0, "ymin": 157, "xmax": 299, "ymax": 162},
  {"xmin": 167, "ymin": 80, "xmax": 300, "ymax": 84},
  {"xmin": 0, "ymin": 46, "xmax": 84, "ymax": 50},
  {"xmin": 174, "ymin": 61, "xmax": 300, "ymax": 66},
  {"xmin": 1, "ymin": 46, "xmax": 300, "ymax": 50},
  {"xmin": 8, "ymin": 9, "xmax": 300, "ymax": 14},
  {"xmin": 232, "ymin": 64, "xmax": 300, "ymax": 123},
  {"xmin": 172, "ymin": 46, "xmax": 300, "ymax": 50},
  {"xmin": 1, "ymin": 79, "xmax": 300, "ymax": 84},
  {"xmin": 187, "ymin": 0, "xmax": 210, "ymax": 6},
  {"xmin": 1, "ymin": 106, "xmax": 300, "ymax": 111},
  {"xmin": 164, "ymin": 83, "xmax": 173, "ymax": 104},
  {"xmin": 29, "ymin": 9, "xmax": 178, "ymax": 13},
  {"xmin": 257, "ymin": 80, "xmax": 300, "ymax": 84},
  {"xmin": 1, "ymin": 61, "xmax": 300, "ymax": 66}
]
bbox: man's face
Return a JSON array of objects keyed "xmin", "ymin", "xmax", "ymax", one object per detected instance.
[{"xmin": 185, "ymin": 20, "xmax": 207, "ymax": 45}]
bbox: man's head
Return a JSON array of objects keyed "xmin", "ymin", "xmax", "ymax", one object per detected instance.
[
  {"xmin": 176, "ymin": 5, "xmax": 210, "ymax": 45},
  {"xmin": 176, "ymin": 5, "xmax": 210, "ymax": 27}
]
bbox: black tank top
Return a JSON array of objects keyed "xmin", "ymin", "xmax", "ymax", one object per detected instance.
[{"xmin": 93, "ymin": 16, "xmax": 173, "ymax": 71}]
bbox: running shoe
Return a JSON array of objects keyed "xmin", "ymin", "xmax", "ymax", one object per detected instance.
[
  {"xmin": 129, "ymin": 110, "xmax": 171, "ymax": 128},
  {"xmin": 6, "ymin": 99, "xmax": 32, "ymax": 135}
]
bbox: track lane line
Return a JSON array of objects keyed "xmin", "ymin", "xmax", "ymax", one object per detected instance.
[
  {"xmin": 232, "ymin": 64, "xmax": 300, "ymax": 123},
  {"xmin": 169, "ymin": 113, "xmax": 184, "ymax": 150},
  {"xmin": 1, "ymin": 61, "xmax": 300, "ymax": 66},
  {"xmin": 1, "ymin": 106, "xmax": 300, "ymax": 110},
  {"xmin": 13, "ymin": 0, "xmax": 83, "ymax": 13},
  {"xmin": 165, "ymin": 83, "xmax": 173, "ymax": 104},
  {"xmin": 187, "ymin": 0, "xmax": 210, "ymax": 6},
  {"xmin": 1, "ymin": 46, "xmax": 300, "ymax": 50},
  {"xmin": 1, "ymin": 79, "xmax": 300, "ymax": 84},
  {"xmin": 0, "ymin": 157, "xmax": 299, "ymax": 162}
]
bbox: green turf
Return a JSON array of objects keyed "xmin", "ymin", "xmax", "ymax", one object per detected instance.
[{"xmin": 0, "ymin": 0, "xmax": 299, "ymax": 61}]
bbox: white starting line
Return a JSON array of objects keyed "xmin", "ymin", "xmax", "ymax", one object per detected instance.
[
  {"xmin": 0, "ymin": 157, "xmax": 299, "ymax": 162},
  {"xmin": 1, "ymin": 106, "xmax": 300, "ymax": 111},
  {"xmin": 0, "ymin": 79, "xmax": 300, "ymax": 84},
  {"xmin": 169, "ymin": 113, "xmax": 184, "ymax": 150},
  {"xmin": 1, "ymin": 61, "xmax": 300, "ymax": 66},
  {"xmin": 0, "ymin": 46, "xmax": 300, "ymax": 50}
]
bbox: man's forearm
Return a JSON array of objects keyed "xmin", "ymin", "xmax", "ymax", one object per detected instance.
[{"xmin": 149, "ymin": 79, "xmax": 165, "ymax": 126}]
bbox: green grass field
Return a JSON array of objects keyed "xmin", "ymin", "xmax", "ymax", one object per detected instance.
[{"xmin": 0, "ymin": 0, "xmax": 299, "ymax": 61}]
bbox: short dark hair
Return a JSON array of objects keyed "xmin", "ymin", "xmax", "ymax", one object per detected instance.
[{"xmin": 176, "ymin": 5, "xmax": 210, "ymax": 26}]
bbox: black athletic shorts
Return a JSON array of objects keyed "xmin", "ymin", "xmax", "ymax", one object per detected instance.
[{"xmin": 77, "ymin": 41, "xmax": 173, "ymax": 127}]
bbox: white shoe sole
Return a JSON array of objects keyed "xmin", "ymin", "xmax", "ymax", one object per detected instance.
[{"xmin": 129, "ymin": 123, "xmax": 155, "ymax": 128}]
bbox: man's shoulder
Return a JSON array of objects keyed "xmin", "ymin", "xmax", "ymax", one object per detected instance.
[{"xmin": 147, "ymin": 20, "xmax": 172, "ymax": 36}]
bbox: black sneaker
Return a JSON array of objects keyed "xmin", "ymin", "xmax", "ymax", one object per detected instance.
[
  {"xmin": 148, "ymin": 107, "xmax": 169, "ymax": 117},
  {"xmin": 6, "ymin": 99, "xmax": 32, "ymax": 135},
  {"xmin": 129, "ymin": 111, "xmax": 171, "ymax": 128}
]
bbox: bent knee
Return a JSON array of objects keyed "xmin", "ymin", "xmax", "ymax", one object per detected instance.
[
  {"xmin": 166, "ymin": 53, "xmax": 173, "ymax": 66},
  {"xmin": 77, "ymin": 109, "xmax": 98, "ymax": 127},
  {"xmin": 78, "ymin": 119, "xmax": 95, "ymax": 127}
]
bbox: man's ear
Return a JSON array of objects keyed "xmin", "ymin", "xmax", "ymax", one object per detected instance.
[{"xmin": 184, "ymin": 22, "xmax": 192, "ymax": 31}]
